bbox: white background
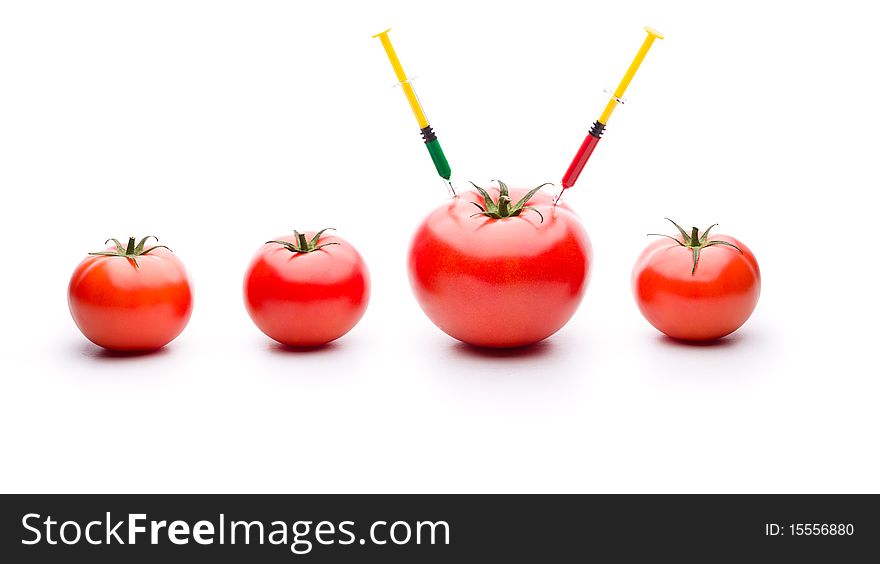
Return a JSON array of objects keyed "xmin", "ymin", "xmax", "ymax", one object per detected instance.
[{"xmin": 1, "ymin": 1, "xmax": 878, "ymax": 493}]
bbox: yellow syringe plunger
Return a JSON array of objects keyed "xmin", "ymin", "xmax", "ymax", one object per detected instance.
[
  {"xmin": 372, "ymin": 28, "xmax": 429, "ymax": 129},
  {"xmin": 598, "ymin": 26, "xmax": 664, "ymax": 125}
]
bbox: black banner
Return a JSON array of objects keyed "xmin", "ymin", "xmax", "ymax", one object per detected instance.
[{"xmin": 2, "ymin": 494, "xmax": 877, "ymax": 562}]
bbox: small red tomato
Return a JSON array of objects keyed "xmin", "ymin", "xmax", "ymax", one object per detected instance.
[
  {"xmin": 408, "ymin": 181, "xmax": 592, "ymax": 348},
  {"xmin": 243, "ymin": 229, "xmax": 370, "ymax": 347},
  {"xmin": 68, "ymin": 236, "xmax": 194, "ymax": 351},
  {"xmin": 632, "ymin": 219, "xmax": 761, "ymax": 341}
]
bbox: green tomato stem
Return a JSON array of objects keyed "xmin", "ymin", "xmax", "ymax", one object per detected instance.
[{"xmin": 648, "ymin": 219, "xmax": 746, "ymax": 276}]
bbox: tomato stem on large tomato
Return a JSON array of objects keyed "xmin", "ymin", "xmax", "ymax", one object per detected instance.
[
  {"xmin": 498, "ymin": 195, "xmax": 511, "ymax": 216},
  {"xmin": 468, "ymin": 180, "xmax": 551, "ymax": 223},
  {"xmin": 88, "ymin": 235, "xmax": 172, "ymax": 268},
  {"xmin": 268, "ymin": 228, "xmax": 341, "ymax": 254},
  {"xmin": 296, "ymin": 232, "xmax": 309, "ymax": 249},
  {"xmin": 648, "ymin": 218, "xmax": 744, "ymax": 275}
]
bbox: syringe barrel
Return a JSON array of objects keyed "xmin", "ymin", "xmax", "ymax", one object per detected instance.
[
  {"xmin": 421, "ymin": 126, "xmax": 451, "ymax": 180},
  {"xmin": 425, "ymin": 138, "xmax": 451, "ymax": 181},
  {"xmin": 561, "ymin": 121, "xmax": 605, "ymax": 189}
]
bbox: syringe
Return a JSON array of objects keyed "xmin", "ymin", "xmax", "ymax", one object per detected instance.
[
  {"xmin": 557, "ymin": 27, "xmax": 663, "ymax": 203},
  {"xmin": 373, "ymin": 28, "xmax": 455, "ymax": 196}
]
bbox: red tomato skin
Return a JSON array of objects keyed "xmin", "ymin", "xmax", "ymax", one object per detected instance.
[
  {"xmin": 68, "ymin": 249, "xmax": 194, "ymax": 351},
  {"xmin": 632, "ymin": 235, "xmax": 761, "ymax": 341},
  {"xmin": 243, "ymin": 233, "xmax": 370, "ymax": 347},
  {"xmin": 408, "ymin": 188, "xmax": 592, "ymax": 348}
]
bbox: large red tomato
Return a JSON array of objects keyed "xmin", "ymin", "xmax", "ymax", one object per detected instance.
[
  {"xmin": 632, "ymin": 219, "xmax": 760, "ymax": 341},
  {"xmin": 408, "ymin": 181, "xmax": 592, "ymax": 348},
  {"xmin": 68, "ymin": 236, "xmax": 194, "ymax": 351},
  {"xmin": 243, "ymin": 229, "xmax": 370, "ymax": 347}
]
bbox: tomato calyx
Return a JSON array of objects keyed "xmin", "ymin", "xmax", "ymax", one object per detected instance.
[
  {"xmin": 649, "ymin": 218, "xmax": 744, "ymax": 275},
  {"xmin": 268, "ymin": 228, "xmax": 340, "ymax": 254},
  {"xmin": 89, "ymin": 236, "xmax": 171, "ymax": 268},
  {"xmin": 468, "ymin": 180, "xmax": 551, "ymax": 223}
]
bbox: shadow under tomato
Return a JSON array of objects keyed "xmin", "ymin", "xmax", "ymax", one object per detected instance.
[
  {"xmin": 450, "ymin": 339, "xmax": 557, "ymax": 361},
  {"xmin": 656, "ymin": 332, "xmax": 746, "ymax": 349},
  {"xmin": 78, "ymin": 342, "xmax": 172, "ymax": 361},
  {"xmin": 267, "ymin": 341, "xmax": 341, "ymax": 355}
]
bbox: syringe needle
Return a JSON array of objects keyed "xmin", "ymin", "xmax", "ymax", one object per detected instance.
[{"xmin": 553, "ymin": 187, "xmax": 565, "ymax": 206}]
